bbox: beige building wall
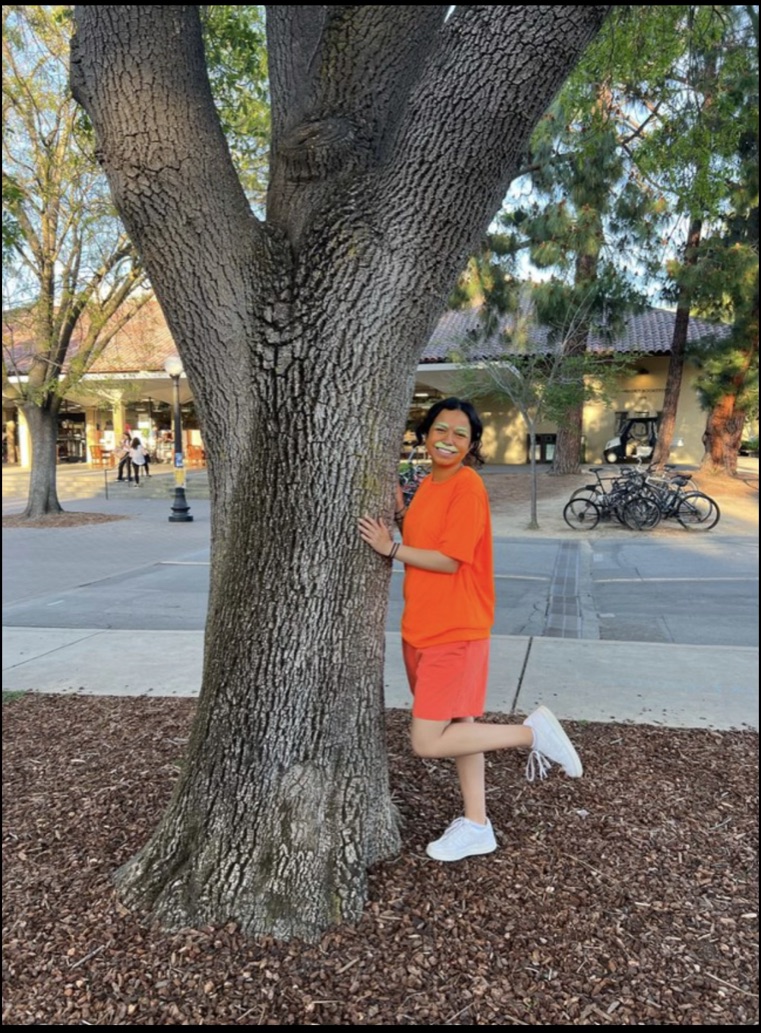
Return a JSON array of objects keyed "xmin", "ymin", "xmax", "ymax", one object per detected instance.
[
  {"xmin": 427, "ymin": 356, "xmax": 709, "ymax": 466},
  {"xmin": 583, "ymin": 357, "xmax": 706, "ymax": 467}
]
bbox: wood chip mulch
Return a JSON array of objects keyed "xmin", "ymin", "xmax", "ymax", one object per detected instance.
[{"xmin": 2, "ymin": 695, "xmax": 758, "ymax": 1025}]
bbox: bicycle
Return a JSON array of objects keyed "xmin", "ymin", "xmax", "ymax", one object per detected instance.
[
  {"xmin": 399, "ymin": 444, "xmax": 430, "ymax": 505},
  {"xmin": 564, "ymin": 466, "xmax": 660, "ymax": 531},
  {"xmin": 640, "ymin": 472, "xmax": 721, "ymax": 530}
]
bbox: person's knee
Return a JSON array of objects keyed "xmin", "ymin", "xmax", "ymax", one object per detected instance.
[{"xmin": 410, "ymin": 720, "xmax": 445, "ymax": 758}]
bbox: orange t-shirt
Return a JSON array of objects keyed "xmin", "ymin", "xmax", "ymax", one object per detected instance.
[{"xmin": 401, "ymin": 466, "xmax": 495, "ymax": 649}]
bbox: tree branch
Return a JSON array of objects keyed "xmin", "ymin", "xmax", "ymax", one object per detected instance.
[
  {"xmin": 70, "ymin": 5, "xmax": 274, "ymax": 404},
  {"xmin": 266, "ymin": 6, "xmax": 448, "ymax": 235},
  {"xmin": 383, "ymin": 6, "xmax": 613, "ymax": 295}
]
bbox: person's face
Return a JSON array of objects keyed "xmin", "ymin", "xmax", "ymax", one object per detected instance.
[{"xmin": 425, "ymin": 408, "xmax": 472, "ymax": 469}]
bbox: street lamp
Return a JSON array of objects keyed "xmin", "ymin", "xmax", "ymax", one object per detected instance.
[{"xmin": 163, "ymin": 355, "xmax": 193, "ymax": 523}]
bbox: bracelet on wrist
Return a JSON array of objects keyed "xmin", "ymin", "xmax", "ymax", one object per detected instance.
[{"xmin": 388, "ymin": 542, "xmax": 400, "ymax": 560}]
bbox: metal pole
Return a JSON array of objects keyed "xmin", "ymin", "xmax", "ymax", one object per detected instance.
[{"xmin": 168, "ymin": 373, "xmax": 193, "ymax": 522}]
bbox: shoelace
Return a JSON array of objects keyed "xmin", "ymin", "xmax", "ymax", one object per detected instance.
[
  {"xmin": 440, "ymin": 817, "xmax": 468, "ymax": 840},
  {"xmin": 525, "ymin": 749, "xmax": 551, "ymax": 782}
]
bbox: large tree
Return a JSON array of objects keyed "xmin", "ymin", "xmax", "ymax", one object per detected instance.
[
  {"xmin": 632, "ymin": 5, "xmax": 759, "ymax": 469},
  {"xmin": 71, "ymin": 4, "xmax": 611, "ymax": 941},
  {"xmin": 694, "ymin": 4, "xmax": 759, "ymax": 475}
]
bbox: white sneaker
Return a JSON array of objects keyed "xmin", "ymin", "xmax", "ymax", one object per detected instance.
[
  {"xmin": 523, "ymin": 705, "xmax": 583, "ymax": 781},
  {"xmin": 425, "ymin": 817, "xmax": 497, "ymax": 862}
]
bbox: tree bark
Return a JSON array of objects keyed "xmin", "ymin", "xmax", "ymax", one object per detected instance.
[
  {"xmin": 22, "ymin": 401, "xmax": 63, "ymax": 517},
  {"xmin": 699, "ymin": 394, "xmax": 745, "ymax": 475},
  {"xmin": 549, "ymin": 249, "xmax": 598, "ymax": 476},
  {"xmin": 549, "ymin": 343, "xmax": 586, "ymax": 475},
  {"xmin": 700, "ymin": 296, "xmax": 758, "ymax": 476},
  {"xmin": 651, "ymin": 218, "xmax": 702, "ymax": 470},
  {"xmin": 71, "ymin": 3, "xmax": 611, "ymax": 940}
]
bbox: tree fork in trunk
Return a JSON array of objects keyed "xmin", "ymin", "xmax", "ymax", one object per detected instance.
[{"xmin": 70, "ymin": 2, "xmax": 613, "ymax": 942}]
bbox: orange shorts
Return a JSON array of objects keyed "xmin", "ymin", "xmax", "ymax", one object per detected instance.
[{"xmin": 402, "ymin": 638, "xmax": 490, "ymax": 721}]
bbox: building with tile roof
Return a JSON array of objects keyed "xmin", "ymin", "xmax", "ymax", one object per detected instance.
[{"xmin": 3, "ymin": 298, "xmax": 729, "ymax": 467}]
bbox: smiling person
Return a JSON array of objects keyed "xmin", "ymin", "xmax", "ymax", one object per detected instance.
[{"xmin": 359, "ymin": 398, "xmax": 583, "ymax": 862}]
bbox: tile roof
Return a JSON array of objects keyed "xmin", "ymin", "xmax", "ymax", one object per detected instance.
[
  {"xmin": 4, "ymin": 297, "xmax": 731, "ymax": 376},
  {"xmin": 421, "ymin": 306, "xmax": 731, "ymax": 362},
  {"xmin": 2, "ymin": 298, "xmax": 177, "ymax": 376}
]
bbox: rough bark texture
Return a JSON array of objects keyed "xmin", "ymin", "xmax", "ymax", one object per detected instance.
[
  {"xmin": 70, "ymin": 4, "xmax": 612, "ymax": 939},
  {"xmin": 549, "ymin": 336, "xmax": 586, "ymax": 476},
  {"xmin": 700, "ymin": 333, "xmax": 758, "ymax": 476}
]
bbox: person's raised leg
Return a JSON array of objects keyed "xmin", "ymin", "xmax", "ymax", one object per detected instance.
[
  {"xmin": 411, "ymin": 710, "xmax": 582, "ymax": 780},
  {"xmin": 411, "ymin": 715, "xmax": 532, "ymax": 758}
]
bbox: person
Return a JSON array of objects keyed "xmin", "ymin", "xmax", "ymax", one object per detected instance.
[
  {"xmin": 129, "ymin": 436, "xmax": 147, "ymax": 486},
  {"xmin": 358, "ymin": 397, "xmax": 582, "ymax": 863},
  {"xmin": 116, "ymin": 432, "xmax": 132, "ymax": 482}
]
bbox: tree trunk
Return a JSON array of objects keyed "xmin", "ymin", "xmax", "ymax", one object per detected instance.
[
  {"xmin": 699, "ymin": 324, "xmax": 758, "ymax": 477},
  {"xmin": 71, "ymin": 3, "xmax": 611, "ymax": 941},
  {"xmin": 549, "ymin": 324, "xmax": 588, "ymax": 476},
  {"xmin": 5, "ymin": 420, "xmax": 18, "ymax": 465},
  {"xmin": 115, "ymin": 336, "xmax": 409, "ymax": 939},
  {"xmin": 549, "ymin": 250, "xmax": 597, "ymax": 476},
  {"xmin": 651, "ymin": 219, "xmax": 702, "ymax": 470},
  {"xmin": 22, "ymin": 401, "xmax": 63, "ymax": 517},
  {"xmin": 551, "ymin": 399, "xmax": 585, "ymax": 475},
  {"xmin": 699, "ymin": 395, "xmax": 745, "ymax": 475}
]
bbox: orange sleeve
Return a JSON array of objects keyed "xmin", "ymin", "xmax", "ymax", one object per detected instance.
[{"xmin": 438, "ymin": 488, "xmax": 487, "ymax": 565}]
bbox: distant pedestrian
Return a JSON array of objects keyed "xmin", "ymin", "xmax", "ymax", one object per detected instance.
[
  {"xmin": 129, "ymin": 437, "xmax": 147, "ymax": 486},
  {"xmin": 359, "ymin": 397, "xmax": 583, "ymax": 862},
  {"xmin": 116, "ymin": 432, "xmax": 132, "ymax": 481}
]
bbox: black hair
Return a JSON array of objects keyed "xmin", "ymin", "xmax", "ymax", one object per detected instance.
[
  {"xmin": 131, "ymin": 437, "xmax": 141, "ymax": 448},
  {"xmin": 415, "ymin": 397, "xmax": 485, "ymax": 467}
]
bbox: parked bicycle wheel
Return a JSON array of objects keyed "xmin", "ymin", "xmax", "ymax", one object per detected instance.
[
  {"xmin": 620, "ymin": 494, "xmax": 662, "ymax": 531},
  {"xmin": 563, "ymin": 497, "xmax": 600, "ymax": 530},
  {"xmin": 676, "ymin": 492, "xmax": 720, "ymax": 530}
]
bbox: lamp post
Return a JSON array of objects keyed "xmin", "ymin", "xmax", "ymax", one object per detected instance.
[{"xmin": 163, "ymin": 355, "xmax": 193, "ymax": 523}]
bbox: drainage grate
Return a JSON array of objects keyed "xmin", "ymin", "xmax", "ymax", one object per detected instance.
[{"xmin": 543, "ymin": 542, "xmax": 582, "ymax": 638}]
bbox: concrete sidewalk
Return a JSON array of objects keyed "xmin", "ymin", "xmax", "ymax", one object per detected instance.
[{"xmin": 2, "ymin": 626, "xmax": 757, "ymax": 731}]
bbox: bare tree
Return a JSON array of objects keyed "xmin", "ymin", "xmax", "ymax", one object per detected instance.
[{"xmin": 2, "ymin": 5, "xmax": 149, "ymax": 515}]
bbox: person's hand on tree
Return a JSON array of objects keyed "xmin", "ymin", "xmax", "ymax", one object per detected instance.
[{"xmin": 358, "ymin": 515, "xmax": 393, "ymax": 557}]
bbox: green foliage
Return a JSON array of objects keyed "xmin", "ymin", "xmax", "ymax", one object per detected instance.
[
  {"xmin": 692, "ymin": 322, "xmax": 759, "ymax": 416},
  {"xmin": 2, "ymin": 178, "xmax": 23, "ymax": 258},
  {"xmin": 460, "ymin": 4, "xmax": 758, "ymax": 467},
  {"xmin": 201, "ymin": 6, "xmax": 270, "ymax": 206}
]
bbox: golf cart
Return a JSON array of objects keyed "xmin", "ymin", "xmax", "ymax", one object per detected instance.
[{"xmin": 603, "ymin": 416, "xmax": 659, "ymax": 464}]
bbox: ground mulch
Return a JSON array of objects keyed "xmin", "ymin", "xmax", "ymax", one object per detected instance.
[{"xmin": 2, "ymin": 694, "xmax": 758, "ymax": 1026}]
